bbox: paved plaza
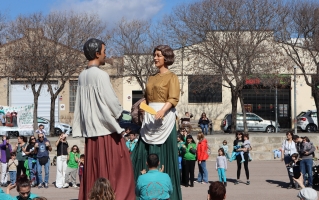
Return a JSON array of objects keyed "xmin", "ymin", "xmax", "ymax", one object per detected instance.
[{"xmin": 4, "ymin": 159, "xmax": 316, "ymax": 199}]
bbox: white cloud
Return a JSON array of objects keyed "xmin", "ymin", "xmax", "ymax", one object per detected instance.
[{"xmin": 52, "ymin": 0, "xmax": 164, "ymax": 26}]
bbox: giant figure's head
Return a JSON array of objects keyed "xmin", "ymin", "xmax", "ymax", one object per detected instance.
[{"xmin": 83, "ymin": 38, "xmax": 105, "ymax": 63}]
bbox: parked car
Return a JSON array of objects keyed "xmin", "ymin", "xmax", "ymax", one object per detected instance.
[
  {"xmin": 119, "ymin": 110, "xmax": 141, "ymax": 133},
  {"xmin": 37, "ymin": 117, "xmax": 72, "ymax": 136},
  {"xmin": 297, "ymin": 110, "xmax": 317, "ymax": 132},
  {"xmin": 221, "ymin": 113, "xmax": 280, "ymax": 133}
]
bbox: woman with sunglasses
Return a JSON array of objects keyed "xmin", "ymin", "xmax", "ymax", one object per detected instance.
[
  {"xmin": 63, "ymin": 145, "xmax": 80, "ymax": 188},
  {"xmin": 6, "ymin": 174, "xmax": 38, "ymax": 199},
  {"xmin": 233, "ymin": 132, "xmax": 250, "ymax": 185},
  {"xmin": 198, "ymin": 113, "xmax": 210, "ymax": 135},
  {"xmin": 24, "ymin": 136, "xmax": 38, "ymax": 187}
]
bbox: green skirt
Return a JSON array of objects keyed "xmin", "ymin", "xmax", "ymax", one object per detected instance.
[{"xmin": 131, "ymin": 125, "xmax": 182, "ymax": 200}]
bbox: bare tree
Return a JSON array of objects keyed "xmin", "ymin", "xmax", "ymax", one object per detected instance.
[
  {"xmin": 164, "ymin": 0, "xmax": 286, "ymax": 133},
  {"xmin": 2, "ymin": 13, "xmax": 53, "ymax": 131},
  {"xmin": 276, "ymin": 1, "xmax": 319, "ymax": 132},
  {"xmin": 2, "ymin": 12, "xmax": 105, "ymax": 135},
  {"xmin": 0, "ymin": 12, "xmax": 7, "ymax": 45},
  {"xmin": 44, "ymin": 11, "xmax": 105, "ymax": 135},
  {"xmin": 108, "ymin": 18, "xmax": 165, "ymax": 92}
]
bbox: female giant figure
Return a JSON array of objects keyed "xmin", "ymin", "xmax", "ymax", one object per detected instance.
[{"xmin": 131, "ymin": 45, "xmax": 182, "ymax": 200}]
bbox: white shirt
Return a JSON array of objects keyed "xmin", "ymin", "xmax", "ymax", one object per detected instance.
[
  {"xmin": 73, "ymin": 67, "xmax": 124, "ymax": 138},
  {"xmin": 281, "ymin": 140, "xmax": 297, "ymax": 155}
]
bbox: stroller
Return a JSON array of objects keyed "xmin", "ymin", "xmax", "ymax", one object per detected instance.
[{"xmin": 312, "ymin": 164, "xmax": 319, "ymax": 186}]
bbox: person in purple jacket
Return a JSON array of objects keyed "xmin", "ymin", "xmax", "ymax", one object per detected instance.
[{"xmin": 0, "ymin": 136, "xmax": 12, "ymax": 187}]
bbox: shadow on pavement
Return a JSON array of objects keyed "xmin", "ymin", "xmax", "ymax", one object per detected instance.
[{"xmin": 266, "ymin": 179, "xmax": 287, "ymax": 188}]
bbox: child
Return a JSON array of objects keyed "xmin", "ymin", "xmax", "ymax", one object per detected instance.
[
  {"xmin": 8, "ymin": 152, "xmax": 18, "ymax": 185},
  {"xmin": 221, "ymin": 140, "xmax": 230, "ymax": 160},
  {"xmin": 89, "ymin": 178, "xmax": 115, "ymax": 200},
  {"xmin": 238, "ymin": 134, "xmax": 252, "ymax": 163},
  {"xmin": 216, "ymin": 148, "xmax": 227, "ymax": 186},
  {"xmin": 287, "ymin": 153, "xmax": 300, "ymax": 189},
  {"xmin": 178, "ymin": 155, "xmax": 182, "ymax": 183},
  {"xmin": 177, "ymin": 134, "xmax": 185, "ymax": 185},
  {"xmin": 78, "ymin": 154, "xmax": 85, "ymax": 184},
  {"xmin": 229, "ymin": 143, "xmax": 241, "ymax": 162}
]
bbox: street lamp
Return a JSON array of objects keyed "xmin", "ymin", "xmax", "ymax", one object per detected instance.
[{"xmin": 294, "ymin": 65, "xmax": 298, "ymax": 134}]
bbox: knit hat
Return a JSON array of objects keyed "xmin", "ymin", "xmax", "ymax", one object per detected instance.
[{"xmin": 297, "ymin": 188, "xmax": 318, "ymax": 200}]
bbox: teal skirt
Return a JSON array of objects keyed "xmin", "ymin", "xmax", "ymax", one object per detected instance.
[{"xmin": 131, "ymin": 125, "xmax": 182, "ymax": 200}]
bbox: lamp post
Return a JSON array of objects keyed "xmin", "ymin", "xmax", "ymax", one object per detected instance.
[{"xmin": 294, "ymin": 66, "xmax": 298, "ymax": 134}]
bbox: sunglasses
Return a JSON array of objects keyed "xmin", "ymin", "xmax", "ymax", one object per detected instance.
[
  {"xmin": 38, "ymin": 136, "xmax": 44, "ymax": 139},
  {"xmin": 31, "ymin": 138, "xmax": 35, "ymax": 140},
  {"xmin": 73, "ymin": 148, "xmax": 78, "ymax": 150}
]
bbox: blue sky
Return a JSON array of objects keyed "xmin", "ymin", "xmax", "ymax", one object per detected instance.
[{"xmin": 0, "ymin": 0, "xmax": 196, "ymax": 25}]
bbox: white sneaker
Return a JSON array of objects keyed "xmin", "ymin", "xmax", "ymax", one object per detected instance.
[
  {"xmin": 72, "ymin": 184, "xmax": 78, "ymax": 188},
  {"xmin": 63, "ymin": 183, "xmax": 69, "ymax": 188}
]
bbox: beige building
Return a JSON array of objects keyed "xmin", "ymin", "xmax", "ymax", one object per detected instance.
[{"xmin": 0, "ymin": 31, "xmax": 316, "ymax": 131}]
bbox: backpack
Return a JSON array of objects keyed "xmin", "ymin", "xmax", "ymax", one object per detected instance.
[{"xmin": 131, "ymin": 98, "xmax": 145, "ymax": 126}]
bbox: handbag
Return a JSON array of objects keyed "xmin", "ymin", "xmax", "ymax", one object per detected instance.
[
  {"xmin": 38, "ymin": 156, "xmax": 49, "ymax": 165},
  {"xmin": 131, "ymin": 98, "xmax": 145, "ymax": 126}
]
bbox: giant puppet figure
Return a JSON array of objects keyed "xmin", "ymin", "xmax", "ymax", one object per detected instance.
[
  {"xmin": 131, "ymin": 45, "xmax": 182, "ymax": 200},
  {"xmin": 73, "ymin": 38, "xmax": 135, "ymax": 200}
]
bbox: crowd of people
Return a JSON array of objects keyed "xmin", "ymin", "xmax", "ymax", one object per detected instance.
[
  {"xmin": 281, "ymin": 130, "xmax": 318, "ymax": 198},
  {"xmin": 177, "ymin": 128, "xmax": 251, "ymax": 189}
]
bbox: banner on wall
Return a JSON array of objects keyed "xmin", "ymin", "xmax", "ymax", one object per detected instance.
[{"xmin": 0, "ymin": 104, "xmax": 34, "ymax": 129}]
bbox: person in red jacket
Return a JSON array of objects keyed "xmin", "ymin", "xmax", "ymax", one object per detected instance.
[{"xmin": 196, "ymin": 132, "xmax": 209, "ymax": 184}]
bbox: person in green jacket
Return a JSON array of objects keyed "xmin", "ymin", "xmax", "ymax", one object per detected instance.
[{"xmin": 181, "ymin": 135, "xmax": 197, "ymax": 187}]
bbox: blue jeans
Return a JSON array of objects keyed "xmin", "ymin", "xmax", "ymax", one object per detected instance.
[
  {"xmin": 9, "ymin": 171, "xmax": 16, "ymax": 184},
  {"xmin": 300, "ymin": 159, "xmax": 313, "ymax": 187},
  {"xmin": 197, "ymin": 160, "xmax": 208, "ymax": 183},
  {"xmin": 37, "ymin": 157, "xmax": 50, "ymax": 184},
  {"xmin": 217, "ymin": 168, "xmax": 227, "ymax": 182},
  {"xmin": 200, "ymin": 124, "xmax": 208, "ymax": 135},
  {"xmin": 28, "ymin": 158, "xmax": 37, "ymax": 184}
]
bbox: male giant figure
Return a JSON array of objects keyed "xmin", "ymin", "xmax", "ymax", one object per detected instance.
[{"xmin": 73, "ymin": 38, "xmax": 135, "ymax": 200}]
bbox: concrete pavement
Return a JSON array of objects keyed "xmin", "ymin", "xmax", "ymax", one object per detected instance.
[{"xmin": 4, "ymin": 159, "xmax": 317, "ymax": 200}]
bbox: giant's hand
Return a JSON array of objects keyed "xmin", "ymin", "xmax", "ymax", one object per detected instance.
[{"xmin": 155, "ymin": 110, "xmax": 165, "ymax": 120}]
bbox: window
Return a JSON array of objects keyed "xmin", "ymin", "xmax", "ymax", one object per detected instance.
[
  {"xmin": 69, "ymin": 80, "xmax": 78, "ymax": 113},
  {"xmin": 188, "ymin": 75, "xmax": 222, "ymax": 103},
  {"xmin": 132, "ymin": 91, "xmax": 143, "ymax": 105},
  {"xmin": 237, "ymin": 114, "xmax": 243, "ymax": 120},
  {"xmin": 311, "ymin": 112, "xmax": 317, "ymax": 118}
]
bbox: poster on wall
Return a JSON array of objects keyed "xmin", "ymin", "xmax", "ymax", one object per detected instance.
[
  {"xmin": 17, "ymin": 105, "xmax": 34, "ymax": 129},
  {"xmin": 0, "ymin": 104, "xmax": 34, "ymax": 129}
]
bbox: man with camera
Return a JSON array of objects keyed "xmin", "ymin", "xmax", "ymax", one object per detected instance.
[{"xmin": 55, "ymin": 133, "xmax": 68, "ymax": 188}]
